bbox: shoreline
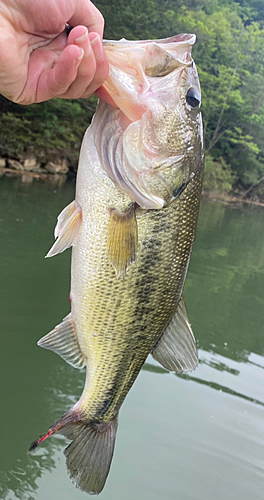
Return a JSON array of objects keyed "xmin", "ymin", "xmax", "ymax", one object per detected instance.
[
  {"xmin": 1, "ymin": 166, "xmax": 264, "ymax": 208},
  {"xmin": 204, "ymin": 190, "xmax": 264, "ymax": 207}
]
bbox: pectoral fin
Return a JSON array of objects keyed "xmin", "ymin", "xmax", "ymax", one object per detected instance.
[
  {"xmin": 37, "ymin": 313, "xmax": 86, "ymax": 369},
  {"xmin": 151, "ymin": 296, "xmax": 198, "ymax": 373},
  {"xmin": 107, "ymin": 205, "xmax": 138, "ymax": 277},
  {"xmin": 46, "ymin": 201, "xmax": 82, "ymax": 258}
]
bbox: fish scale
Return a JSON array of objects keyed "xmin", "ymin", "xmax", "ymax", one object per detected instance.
[{"xmin": 72, "ymin": 162, "xmax": 202, "ymax": 419}]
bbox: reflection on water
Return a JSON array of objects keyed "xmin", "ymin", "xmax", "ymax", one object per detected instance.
[
  {"xmin": 0, "ymin": 177, "xmax": 263, "ymax": 500},
  {"xmin": 185, "ymin": 199, "xmax": 264, "ymax": 363}
]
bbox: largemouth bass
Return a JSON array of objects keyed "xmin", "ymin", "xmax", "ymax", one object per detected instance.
[{"xmin": 30, "ymin": 34, "xmax": 204, "ymax": 495}]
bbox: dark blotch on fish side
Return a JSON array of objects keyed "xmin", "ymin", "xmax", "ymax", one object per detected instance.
[{"xmin": 96, "ymin": 397, "xmax": 113, "ymax": 418}]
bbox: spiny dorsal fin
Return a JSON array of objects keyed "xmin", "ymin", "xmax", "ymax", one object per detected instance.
[
  {"xmin": 151, "ymin": 296, "xmax": 198, "ymax": 373},
  {"xmin": 46, "ymin": 200, "xmax": 82, "ymax": 258},
  {"xmin": 107, "ymin": 205, "xmax": 138, "ymax": 277},
  {"xmin": 37, "ymin": 313, "xmax": 86, "ymax": 369}
]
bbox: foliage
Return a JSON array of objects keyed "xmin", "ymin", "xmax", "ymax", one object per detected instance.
[
  {"xmin": 0, "ymin": 96, "xmax": 96, "ymax": 165},
  {"xmin": 1, "ymin": 0, "xmax": 264, "ymax": 197},
  {"xmin": 96, "ymin": 0, "xmax": 264, "ymax": 196},
  {"xmin": 203, "ymin": 155, "xmax": 234, "ymax": 194}
]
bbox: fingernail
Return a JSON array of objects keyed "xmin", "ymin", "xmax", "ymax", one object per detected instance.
[
  {"xmin": 90, "ymin": 35, "xmax": 104, "ymax": 61},
  {"xmin": 75, "ymin": 29, "xmax": 88, "ymax": 44},
  {"xmin": 77, "ymin": 48, "xmax": 84, "ymax": 61}
]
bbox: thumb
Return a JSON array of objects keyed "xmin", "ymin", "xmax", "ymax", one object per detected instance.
[{"xmin": 17, "ymin": 44, "xmax": 84, "ymax": 104}]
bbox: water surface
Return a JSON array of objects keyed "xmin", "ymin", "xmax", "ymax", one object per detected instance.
[{"xmin": 0, "ymin": 175, "xmax": 263, "ymax": 500}]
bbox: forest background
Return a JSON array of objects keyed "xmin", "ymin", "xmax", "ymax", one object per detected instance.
[{"xmin": 1, "ymin": 0, "xmax": 264, "ymax": 200}]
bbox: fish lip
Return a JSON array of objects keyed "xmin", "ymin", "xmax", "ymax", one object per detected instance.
[{"xmin": 103, "ymin": 34, "xmax": 196, "ymax": 48}]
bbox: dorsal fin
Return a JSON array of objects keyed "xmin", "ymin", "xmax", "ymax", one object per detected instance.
[
  {"xmin": 37, "ymin": 313, "xmax": 86, "ymax": 369},
  {"xmin": 46, "ymin": 201, "xmax": 82, "ymax": 258},
  {"xmin": 151, "ymin": 296, "xmax": 198, "ymax": 373}
]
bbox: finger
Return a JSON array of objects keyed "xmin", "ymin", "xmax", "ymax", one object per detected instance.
[
  {"xmin": 59, "ymin": 32, "xmax": 108, "ymax": 100},
  {"xmin": 21, "ymin": 44, "xmax": 83, "ymax": 103},
  {"xmin": 68, "ymin": 26, "xmax": 96, "ymax": 77},
  {"xmin": 36, "ymin": 29, "xmax": 68, "ymax": 54},
  {"xmin": 79, "ymin": 34, "xmax": 109, "ymax": 96},
  {"xmin": 58, "ymin": 27, "xmax": 96, "ymax": 99},
  {"xmin": 68, "ymin": 1, "xmax": 104, "ymax": 38}
]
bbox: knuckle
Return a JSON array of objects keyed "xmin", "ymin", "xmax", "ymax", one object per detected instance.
[
  {"xmin": 98, "ymin": 12, "xmax": 104, "ymax": 30},
  {"xmin": 79, "ymin": 58, "xmax": 96, "ymax": 78},
  {"xmin": 68, "ymin": 89, "xmax": 83, "ymax": 99},
  {"xmin": 93, "ymin": 65, "xmax": 108, "ymax": 87}
]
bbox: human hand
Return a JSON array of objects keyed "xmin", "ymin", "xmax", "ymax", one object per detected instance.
[{"xmin": 0, "ymin": 0, "xmax": 110, "ymax": 104}]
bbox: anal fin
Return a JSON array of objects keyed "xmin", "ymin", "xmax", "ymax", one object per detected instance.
[
  {"xmin": 107, "ymin": 204, "xmax": 138, "ymax": 277},
  {"xmin": 151, "ymin": 296, "xmax": 198, "ymax": 373},
  {"xmin": 37, "ymin": 313, "xmax": 86, "ymax": 369},
  {"xmin": 46, "ymin": 200, "xmax": 82, "ymax": 258}
]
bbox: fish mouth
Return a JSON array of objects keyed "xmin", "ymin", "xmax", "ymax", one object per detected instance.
[
  {"xmin": 96, "ymin": 34, "xmax": 201, "ymax": 210},
  {"xmin": 103, "ymin": 34, "xmax": 195, "ymax": 78},
  {"xmin": 103, "ymin": 33, "xmax": 196, "ymax": 48}
]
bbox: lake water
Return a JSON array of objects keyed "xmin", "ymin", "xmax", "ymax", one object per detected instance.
[{"xmin": 0, "ymin": 174, "xmax": 263, "ymax": 500}]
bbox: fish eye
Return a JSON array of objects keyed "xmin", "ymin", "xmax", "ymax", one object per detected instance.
[{"xmin": 186, "ymin": 87, "xmax": 201, "ymax": 109}]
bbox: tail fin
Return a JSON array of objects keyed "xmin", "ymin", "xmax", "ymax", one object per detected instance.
[
  {"xmin": 63, "ymin": 419, "xmax": 118, "ymax": 494},
  {"xmin": 29, "ymin": 412, "xmax": 118, "ymax": 495}
]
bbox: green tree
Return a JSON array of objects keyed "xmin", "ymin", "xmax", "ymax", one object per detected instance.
[
  {"xmin": 0, "ymin": 96, "xmax": 96, "ymax": 166},
  {"xmin": 1, "ymin": 0, "xmax": 264, "ymax": 197}
]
